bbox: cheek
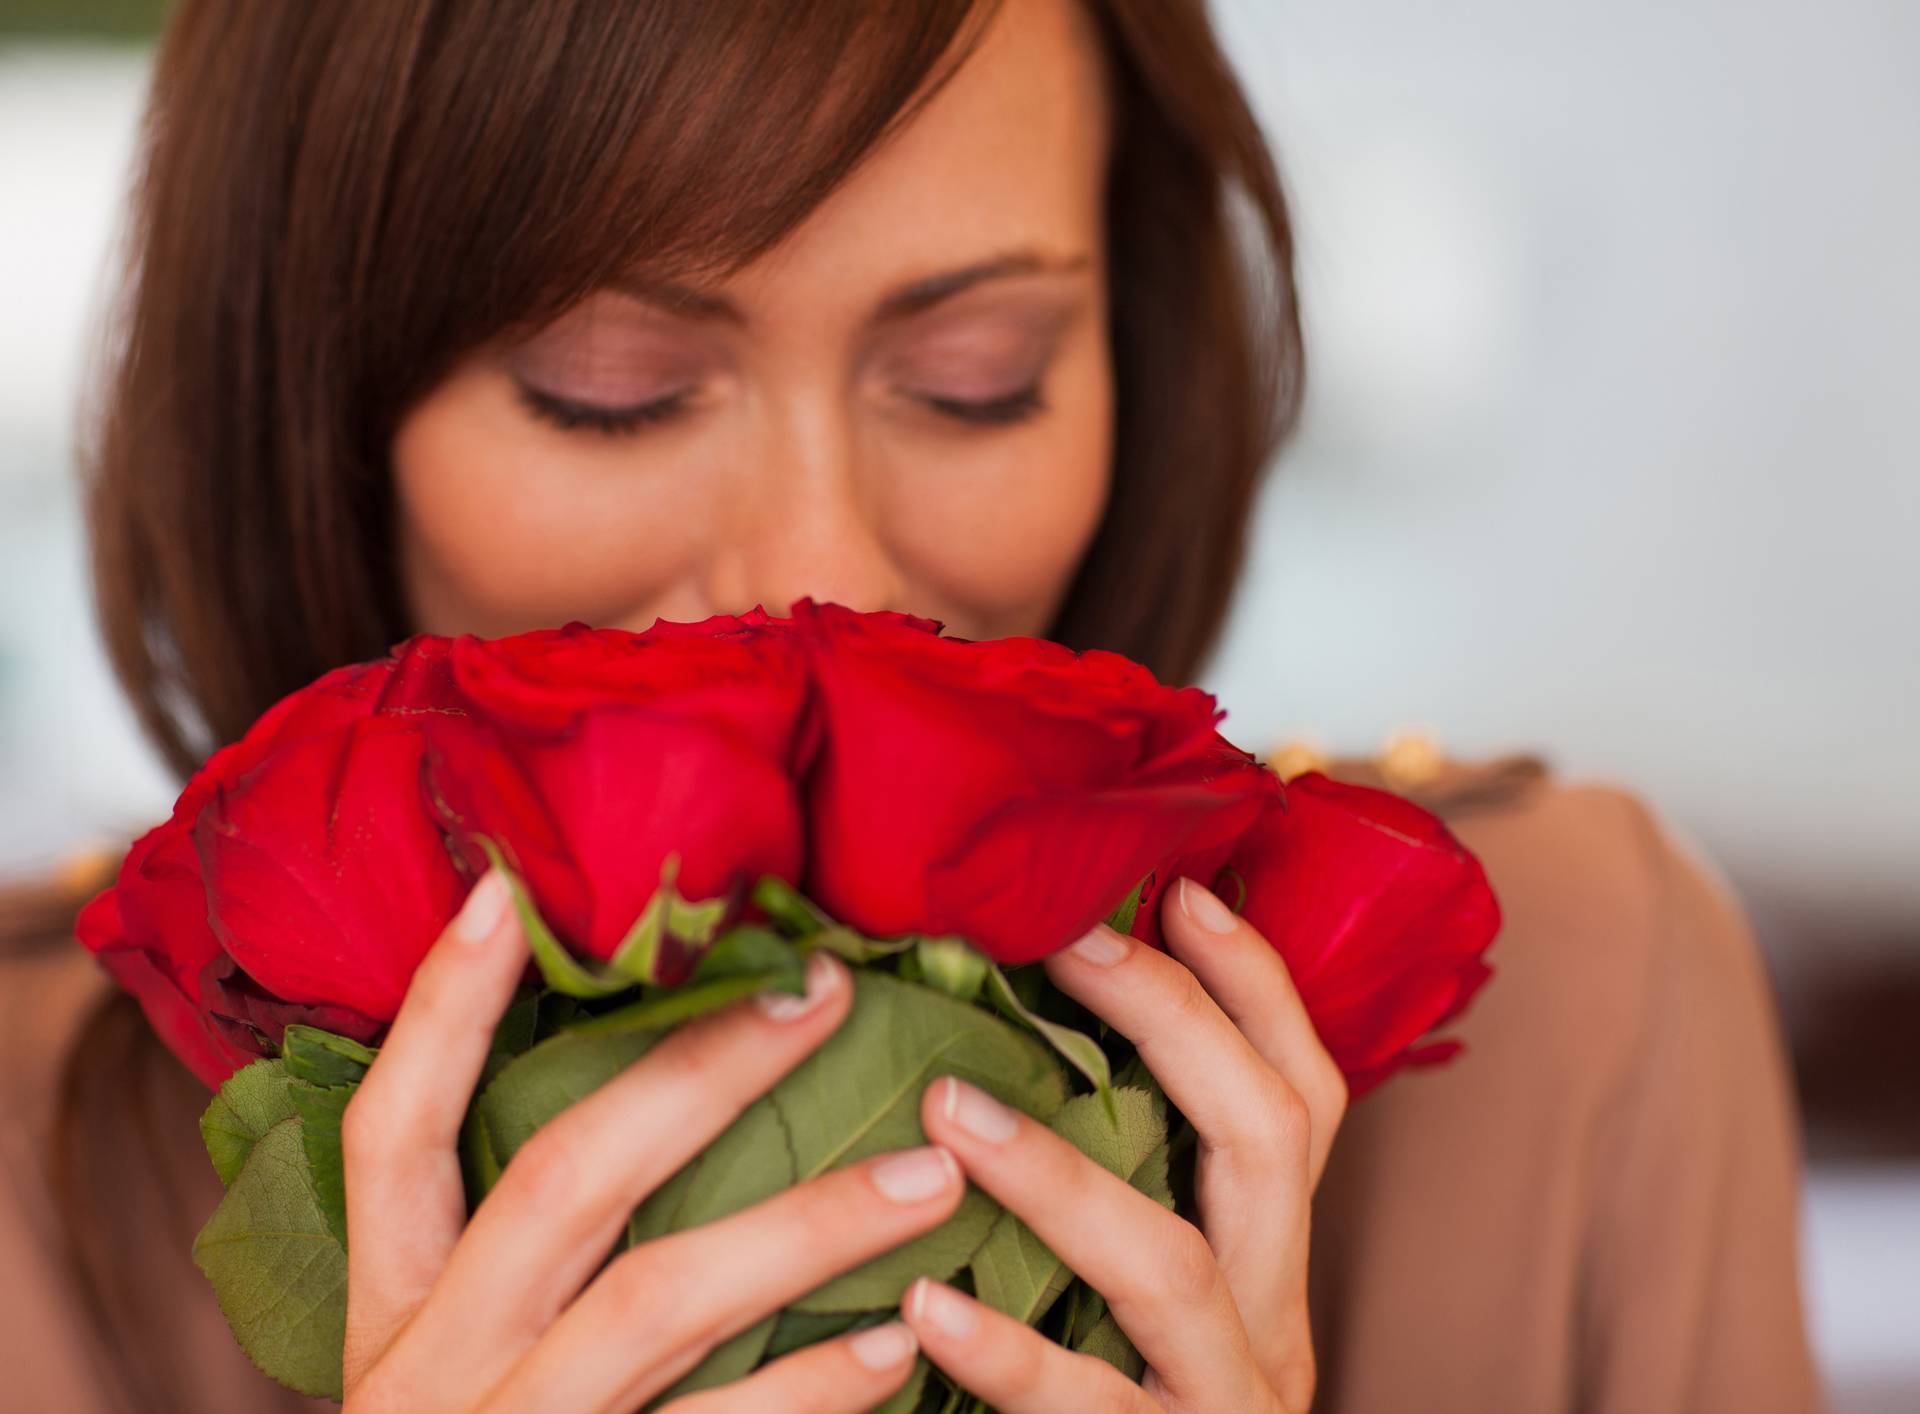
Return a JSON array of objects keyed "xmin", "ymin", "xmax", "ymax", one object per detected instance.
[
  {"xmin": 884, "ymin": 347, "xmax": 1113, "ymax": 637},
  {"xmin": 390, "ymin": 365, "xmax": 710, "ymax": 635}
]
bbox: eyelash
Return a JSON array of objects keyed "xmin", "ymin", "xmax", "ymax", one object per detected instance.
[
  {"xmin": 514, "ymin": 383, "xmax": 694, "ymax": 437},
  {"xmin": 513, "ymin": 381, "xmax": 1047, "ymax": 439}
]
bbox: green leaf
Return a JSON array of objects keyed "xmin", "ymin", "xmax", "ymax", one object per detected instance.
[
  {"xmin": 776, "ymin": 972, "xmax": 1068, "ymax": 1313},
  {"xmin": 476, "ymin": 837, "xmax": 636, "ymax": 999},
  {"xmin": 201, "ymin": 1059, "xmax": 295, "ymax": 1188},
  {"xmin": 1133, "ymin": 1141, "xmax": 1174, "ymax": 1210},
  {"xmin": 597, "ymin": 853, "xmax": 693, "ymax": 988},
  {"xmin": 280, "ymin": 1026, "xmax": 376, "ymax": 1088},
  {"xmin": 1073, "ymin": 1309, "xmax": 1144, "ymax": 1381},
  {"xmin": 287, "ymin": 1080, "xmax": 355, "ymax": 1248},
  {"xmin": 764, "ymin": 1308, "xmax": 863, "ymax": 1358},
  {"xmin": 1103, "ymin": 872, "xmax": 1152, "ymax": 936},
  {"xmin": 644, "ymin": 1313, "xmax": 777, "ymax": 1409},
  {"xmin": 1110, "ymin": 1049, "xmax": 1158, "ymax": 1101},
  {"xmin": 969, "ymin": 1088, "xmax": 1166, "ymax": 1326},
  {"xmin": 751, "ymin": 874, "xmax": 834, "ymax": 937},
  {"xmin": 1059, "ymin": 1279, "xmax": 1100, "ymax": 1346},
  {"xmin": 480, "ymin": 989, "xmax": 543, "ymax": 1090},
  {"xmin": 870, "ymin": 1356, "xmax": 931, "ymax": 1414},
  {"xmin": 475, "ymin": 839, "xmax": 739, "ymax": 997},
  {"xmin": 804, "ymin": 924, "xmax": 917, "ymax": 964},
  {"xmin": 665, "ymin": 1093, "xmax": 795, "ymax": 1229},
  {"xmin": 562, "ymin": 974, "xmax": 770, "ymax": 1037},
  {"xmin": 192, "ymin": 1117, "xmax": 346, "ymax": 1400},
  {"xmin": 626, "ymin": 1153, "xmax": 701, "ymax": 1247},
  {"xmin": 910, "ymin": 936, "xmax": 988, "ymax": 1002},
  {"xmin": 983, "ymin": 961, "xmax": 1114, "ymax": 1121},
  {"xmin": 475, "ymin": 1027, "xmax": 661, "ymax": 1173},
  {"xmin": 459, "ymin": 1104, "xmax": 502, "ymax": 1207},
  {"xmin": 563, "ymin": 926, "xmax": 805, "ymax": 1038}
]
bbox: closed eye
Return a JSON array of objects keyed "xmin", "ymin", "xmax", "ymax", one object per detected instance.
[
  {"xmin": 920, "ymin": 383, "xmax": 1046, "ymax": 426},
  {"xmin": 513, "ymin": 378, "xmax": 1047, "ymax": 438},
  {"xmin": 513, "ymin": 381, "xmax": 693, "ymax": 437}
]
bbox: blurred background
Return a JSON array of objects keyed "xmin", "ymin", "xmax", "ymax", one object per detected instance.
[{"xmin": 2, "ymin": 1, "xmax": 1914, "ymax": 1408}]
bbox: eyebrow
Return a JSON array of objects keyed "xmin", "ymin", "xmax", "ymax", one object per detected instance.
[{"xmin": 606, "ymin": 249, "xmax": 1092, "ymax": 329}]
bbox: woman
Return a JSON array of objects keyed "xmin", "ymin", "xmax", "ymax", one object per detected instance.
[{"xmin": 0, "ymin": 0, "xmax": 1818, "ymax": 1410}]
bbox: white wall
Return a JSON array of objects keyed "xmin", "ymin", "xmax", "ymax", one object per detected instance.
[{"xmin": 1202, "ymin": 0, "xmax": 1920, "ymax": 951}]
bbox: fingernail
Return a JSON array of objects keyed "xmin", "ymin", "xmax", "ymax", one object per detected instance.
[
  {"xmin": 908, "ymin": 1278, "xmax": 979, "ymax": 1340},
  {"xmin": 756, "ymin": 949, "xmax": 841, "ymax": 1021},
  {"xmin": 849, "ymin": 1321, "xmax": 918, "ymax": 1370},
  {"xmin": 454, "ymin": 870, "xmax": 511, "ymax": 945},
  {"xmin": 1067, "ymin": 923, "xmax": 1129, "ymax": 966},
  {"xmin": 1179, "ymin": 876, "xmax": 1238, "ymax": 934},
  {"xmin": 942, "ymin": 1076, "xmax": 1019, "ymax": 1144},
  {"xmin": 870, "ymin": 1145, "xmax": 960, "ymax": 1204}
]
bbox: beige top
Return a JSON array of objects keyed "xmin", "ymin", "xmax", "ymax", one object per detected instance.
[{"xmin": 0, "ymin": 765, "xmax": 1821, "ymax": 1412}]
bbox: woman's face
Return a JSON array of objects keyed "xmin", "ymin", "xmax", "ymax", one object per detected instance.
[{"xmin": 393, "ymin": 0, "xmax": 1114, "ymax": 642}]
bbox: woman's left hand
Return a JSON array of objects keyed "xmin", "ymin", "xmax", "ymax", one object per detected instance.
[{"xmin": 907, "ymin": 874, "xmax": 1349, "ymax": 1413}]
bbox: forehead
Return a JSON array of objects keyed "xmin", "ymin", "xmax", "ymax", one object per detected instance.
[{"xmin": 715, "ymin": 0, "xmax": 1113, "ymax": 311}]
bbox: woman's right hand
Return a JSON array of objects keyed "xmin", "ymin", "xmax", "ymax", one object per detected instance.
[{"xmin": 338, "ymin": 867, "xmax": 960, "ymax": 1413}]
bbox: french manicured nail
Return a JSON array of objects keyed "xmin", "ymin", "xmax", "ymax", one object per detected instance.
[
  {"xmin": 1179, "ymin": 876, "xmax": 1239, "ymax": 934},
  {"xmin": 757, "ymin": 949, "xmax": 841, "ymax": 1021},
  {"xmin": 454, "ymin": 870, "xmax": 511, "ymax": 945},
  {"xmin": 942, "ymin": 1076, "xmax": 1019, "ymax": 1144},
  {"xmin": 1067, "ymin": 923, "xmax": 1129, "ymax": 966},
  {"xmin": 871, "ymin": 1146, "xmax": 960, "ymax": 1204},
  {"xmin": 909, "ymin": 1278, "xmax": 980, "ymax": 1340},
  {"xmin": 849, "ymin": 1321, "xmax": 918, "ymax": 1370}
]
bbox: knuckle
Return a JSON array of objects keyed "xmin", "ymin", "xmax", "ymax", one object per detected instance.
[
  {"xmin": 1314, "ymin": 1057, "xmax": 1350, "ymax": 1131},
  {"xmin": 653, "ymin": 1023, "xmax": 744, "ymax": 1103},
  {"xmin": 1275, "ymin": 1351, "xmax": 1319, "ymax": 1412},
  {"xmin": 1265, "ymin": 1076, "xmax": 1312, "ymax": 1152},
  {"xmin": 1164, "ymin": 964, "xmax": 1218, "ymax": 1029},
  {"xmin": 1156, "ymin": 1218, "xmax": 1220, "ymax": 1305},
  {"xmin": 499, "ymin": 1122, "xmax": 591, "ymax": 1211},
  {"xmin": 1233, "ymin": 1073, "xmax": 1309, "ymax": 1169},
  {"xmin": 594, "ymin": 1243, "xmax": 673, "ymax": 1330},
  {"xmin": 998, "ymin": 1321, "xmax": 1053, "ymax": 1398},
  {"xmin": 338, "ymin": 1084, "xmax": 395, "ymax": 1162},
  {"xmin": 1094, "ymin": 1379, "xmax": 1159, "ymax": 1414}
]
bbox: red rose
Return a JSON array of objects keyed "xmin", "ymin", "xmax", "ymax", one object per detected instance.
[
  {"xmin": 793, "ymin": 599, "xmax": 1279, "ymax": 963},
  {"xmin": 434, "ymin": 613, "xmax": 814, "ymax": 770},
  {"xmin": 1146, "ymin": 772, "xmax": 1499, "ymax": 1097},
  {"xmin": 416, "ymin": 615, "xmax": 811, "ymax": 972},
  {"xmin": 194, "ymin": 714, "xmax": 465, "ymax": 1019},
  {"xmin": 75, "ymin": 657, "xmax": 411, "ymax": 1087}
]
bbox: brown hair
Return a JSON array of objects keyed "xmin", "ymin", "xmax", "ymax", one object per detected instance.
[{"xmin": 57, "ymin": 0, "xmax": 1301, "ymax": 1405}]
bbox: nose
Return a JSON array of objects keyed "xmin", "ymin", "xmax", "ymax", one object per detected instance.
[{"xmin": 706, "ymin": 397, "xmax": 907, "ymax": 619}]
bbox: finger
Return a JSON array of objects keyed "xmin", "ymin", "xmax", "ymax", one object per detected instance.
[
  {"xmin": 1161, "ymin": 876, "xmax": 1348, "ymax": 1180},
  {"xmin": 901, "ymin": 1279, "xmax": 1158, "ymax": 1414},
  {"xmin": 484, "ymin": 1146, "xmax": 965, "ymax": 1413},
  {"xmin": 657, "ymin": 1323, "xmax": 920, "ymax": 1414},
  {"xmin": 396, "ymin": 948, "xmax": 853, "ymax": 1392},
  {"xmin": 1043, "ymin": 896, "xmax": 1325, "ymax": 1399},
  {"xmin": 1042, "ymin": 918, "xmax": 1315, "ymax": 1198},
  {"xmin": 341, "ymin": 866, "xmax": 526, "ymax": 1386},
  {"xmin": 922, "ymin": 1077, "xmax": 1262, "ymax": 1407}
]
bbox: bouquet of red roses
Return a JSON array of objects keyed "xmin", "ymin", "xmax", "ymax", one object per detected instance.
[{"xmin": 76, "ymin": 600, "xmax": 1498, "ymax": 1407}]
